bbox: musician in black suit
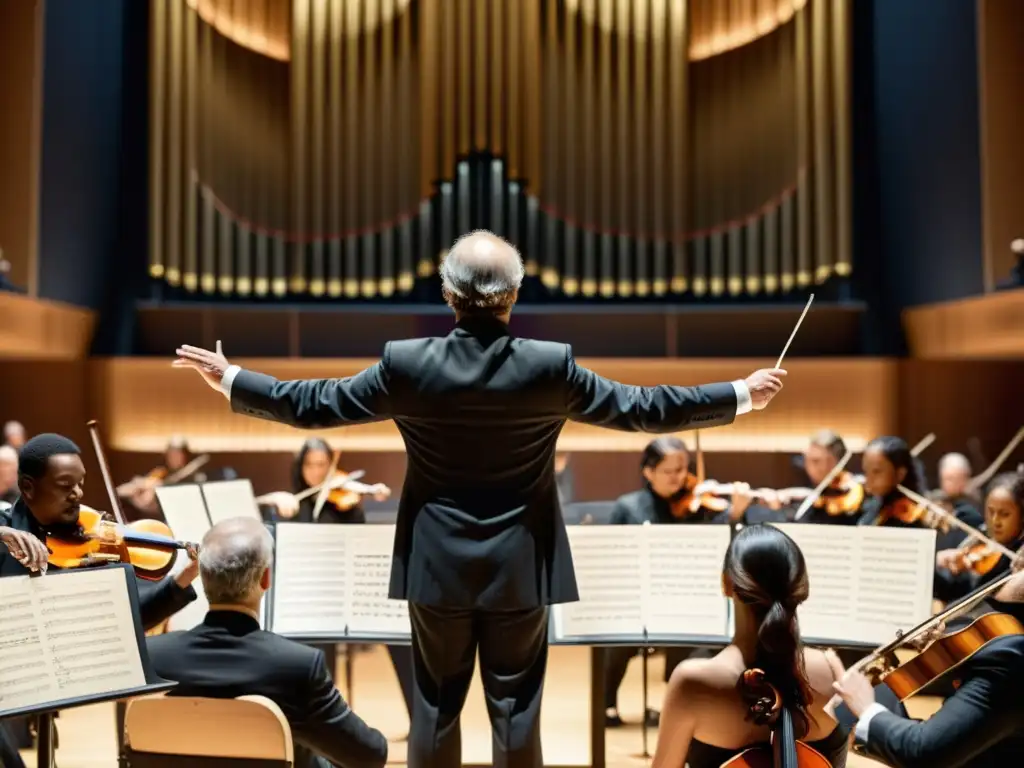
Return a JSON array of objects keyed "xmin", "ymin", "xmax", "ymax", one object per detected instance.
[
  {"xmin": 172, "ymin": 230, "xmax": 787, "ymax": 768},
  {"xmin": 146, "ymin": 517, "xmax": 388, "ymax": 768},
  {"xmin": 833, "ymin": 565, "xmax": 1024, "ymax": 767}
]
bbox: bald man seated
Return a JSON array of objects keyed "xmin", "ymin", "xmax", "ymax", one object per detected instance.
[
  {"xmin": 145, "ymin": 517, "xmax": 388, "ymax": 768},
  {"xmin": 0, "ymin": 444, "xmax": 18, "ymax": 505}
]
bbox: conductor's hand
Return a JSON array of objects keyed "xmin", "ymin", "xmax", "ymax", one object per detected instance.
[
  {"xmin": 173, "ymin": 341, "xmax": 230, "ymax": 391},
  {"xmin": 744, "ymin": 369, "xmax": 787, "ymax": 410}
]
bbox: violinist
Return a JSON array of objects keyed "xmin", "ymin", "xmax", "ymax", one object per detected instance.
[
  {"xmin": 932, "ymin": 453, "xmax": 984, "ymax": 547},
  {"xmin": 604, "ymin": 437, "xmax": 754, "ymax": 727},
  {"xmin": 933, "ymin": 472, "xmax": 1024, "ymax": 603},
  {"xmin": 856, "ymin": 436, "xmax": 929, "ymax": 528},
  {"xmin": 652, "ymin": 525, "xmax": 849, "ymax": 768},
  {"xmin": 260, "ymin": 438, "xmax": 391, "ymax": 524},
  {"xmin": 833, "ymin": 563, "xmax": 1024, "ymax": 767},
  {"xmin": 0, "ymin": 433, "xmax": 198, "ymax": 627},
  {"xmin": 610, "ymin": 436, "xmax": 752, "ymax": 527},
  {"xmin": 787, "ymin": 430, "xmax": 866, "ymax": 525},
  {"xmin": 116, "ymin": 436, "xmax": 196, "ymax": 520}
]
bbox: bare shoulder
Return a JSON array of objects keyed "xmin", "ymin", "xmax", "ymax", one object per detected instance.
[
  {"xmin": 802, "ymin": 647, "xmax": 843, "ymax": 698},
  {"xmin": 667, "ymin": 654, "xmax": 741, "ymax": 696}
]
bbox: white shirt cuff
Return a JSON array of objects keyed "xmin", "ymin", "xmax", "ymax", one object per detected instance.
[
  {"xmin": 732, "ymin": 379, "xmax": 752, "ymax": 416},
  {"xmin": 854, "ymin": 702, "xmax": 888, "ymax": 743},
  {"xmin": 221, "ymin": 364, "xmax": 241, "ymax": 400}
]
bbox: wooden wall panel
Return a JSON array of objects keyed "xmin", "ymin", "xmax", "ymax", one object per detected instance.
[
  {"xmin": 978, "ymin": 0, "xmax": 1024, "ymax": 290},
  {"xmin": 0, "ymin": 293, "xmax": 96, "ymax": 359},
  {"xmin": 0, "ymin": 0, "xmax": 44, "ymax": 293},
  {"xmin": 902, "ymin": 289, "xmax": 1024, "ymax": 358},
  {"xmin": 88, "ymin": 357, "xmax": 899, "ymax": 453}
]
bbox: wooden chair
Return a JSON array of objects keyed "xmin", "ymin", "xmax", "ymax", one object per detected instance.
[{"xmin": 124, "ymin": 695, "xmax": 294, "ymax": 767}]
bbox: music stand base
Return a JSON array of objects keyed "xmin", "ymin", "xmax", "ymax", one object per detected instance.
[{"xmin": 36, "ymin": 712, "xmax": 55, "ymax": 768}]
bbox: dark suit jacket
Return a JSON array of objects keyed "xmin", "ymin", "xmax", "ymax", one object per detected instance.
[
  {"xmin": 859, "ymin": 634, "xmax": 1024, "ymax": 767},
  {"xmin": 228, "ymin": 315, "xmax": 740, "ymax": 609},
  {"xmin": 146, "ymin": 611, "xmax": 388, "ymax": 768},
  {"xmin": 0, "ymin": 500, "xmax": 196, "ymax": 631}
]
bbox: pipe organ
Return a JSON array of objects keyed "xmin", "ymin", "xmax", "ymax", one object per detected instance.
[{"xmin": 149, "ymin": 0, "xmax": 850, "ymax": 300}]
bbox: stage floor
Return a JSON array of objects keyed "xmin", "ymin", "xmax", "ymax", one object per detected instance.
[{"xmin": 21, "ymin": 645, "xmax": 937, "ymax": 766}]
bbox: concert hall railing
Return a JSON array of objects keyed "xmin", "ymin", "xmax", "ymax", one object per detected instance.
[{"xmin": 147, "ymin": 0, "xmax": 851, "ymax": 303}]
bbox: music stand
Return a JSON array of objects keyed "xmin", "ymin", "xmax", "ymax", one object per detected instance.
[{"xmin": 0, "ymin": 565, "xmax": 177, "ymax": 768}]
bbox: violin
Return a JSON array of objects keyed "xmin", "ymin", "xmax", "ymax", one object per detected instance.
[
  {"xmin": 669, "ymin": 473, "xmax": 730, "ymax": 518},
  {"xmin": 842, "ymin": 570, "xmax": 1023, "ymax": 703},
  {"xmin": 872, "ymin": 495, "xmax": 929, "ymax": 526},
  {"xmin": 46, "ymin": 504, "xmax": 196, "ymax": 581},
  {"xmin": 723, "ymin": 669, "xmax": 833, "ymax": 768},
  {"xmin": 324, "ymin": 470, "xmax": 363, "ymax": 511}
]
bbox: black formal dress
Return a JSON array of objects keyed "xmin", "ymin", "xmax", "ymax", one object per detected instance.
[
  {"xmin": 687, "ymin": 726, "xmax": 849, "ymax": 768},
  {"xmin": 223, "ymin": 315, "xmax": 744, "ymax": 768},
  {"xmin": 855, "ymin": 634, "xmax": 1024, "ymax": 767},
  {"xmin": 147, "ymin": 610, "xmax": 388, "ymax": 768},
  {"xmin": 0, "ymin": 499, "xmax": 197, "ymax": 766}
]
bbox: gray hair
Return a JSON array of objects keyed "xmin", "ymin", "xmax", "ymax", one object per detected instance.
[
  {"xmin": 440, "ymin": 230, "xmax": 524, "ymax": 314},
  {"xmin": 198, "ymin": 517, "xmax": 274, "ymax": 604},
  {"xmin": 939, "ymin": 452, "xmax": 971, "ymax": 475},
  {"xmin": 0, "ymin": 445, "xmax": 17, "ymax": 465}
]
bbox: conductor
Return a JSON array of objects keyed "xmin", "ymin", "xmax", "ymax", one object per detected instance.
[{"xmin": 173, "ymin": 230, "xmax": 786, "ymax": 768}]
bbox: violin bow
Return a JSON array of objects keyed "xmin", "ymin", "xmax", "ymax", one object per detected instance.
[
  {"xmin": 793, "ymin": 449, "xmax": 853, "ymax": 521},
  {"xmin": 311, "ymin": 448, "xmax": 343, "ymax": 522},
  {"xmin": 162, "ymin": 453, "xmax": 211, "ymax": 485},
  {"xmin": 86, "ymin": 420, "xmax": 130, "ymax": 527},
  {"xmin": 965, "ymin": 426, "xmax": 1024, "ymax": 495},
  {"xmin": 897, "ymin": 484, "xmax": 1017, "ymax": 560},
  {"xmin": 909, "ymin": 433, "xmax": 936, "ymax": 457}
]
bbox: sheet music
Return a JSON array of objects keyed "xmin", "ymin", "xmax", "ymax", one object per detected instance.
[
  {"xmin": 851, "ymin": 527, "xmax": 935, "ymax": 644},
  {"xmin": 344, "ymin": 527, "xmax": 409, "ymax": 635},
  {"xmin": 155, "ymin": 485, "xmax": 212, "ymax": 631},
  {"xmin": 772, "ymin": 524, "xmax": 860, "ymax": 641},
  {"xmin": 555, "ymin": 526, "xmax": 644, "ymax": 638},
  {"xmin": 774, "ymin": 524, "xmax": 935, "ymax": 645},
  {"xmin": 271, "ymin": 523, "xmax": 350, "ymax": 635},
  {"xmin": 201, "ymin": 479, "xmax": 263, "ymax": 523},
  {"xmin": 0, "ymin": 568, "xmax": 146, "ymax": 715},
  {"xmin": 643, "ymin": 526, "xmax": 731, "ymax": 637}
]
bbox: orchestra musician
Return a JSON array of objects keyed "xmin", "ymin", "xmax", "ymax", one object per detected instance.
[
  {"xmin": 2, "ymin": 419, "xmax": 25, "ymax": 450},
  {"xmin": 258, "ymin": 437, "xmax": 413, "ymax": 720},
  {"xmin": 116, "ymin": 436, "xmax": 198, "ymax": 520},
  {"xmin": 932, "ymin": 453, "xmax": 985, "ymax": 548},
  {"xmin": 0, "ymin": 434, "xmax": 200, "ymax": 766},
  {"xmin": 832, "ymin": 562, "xmax": 1024, "ymax": 767},
  {"xmin": 604, "ymin": 436, "xmax": 755, "ymax": 727},
  {"xmin": 856, "ymin": 436, "xmax": 929, "ymax": 528},
  {"xmin": 788, "ymin": 430, "xmax": 866, "ymax": 524},
  {"xmin": 934, "ymin": 472, "xmax": 1024, "ymax": 603},
  {"xmin": 652, "ymin": 524, "xmax": 849, "ymax": 768},
  {"xmin": 259, "ymin": 437, "xmax": 391, "ymax": 525},
  {"xmin": 146, "ymin": 516, "xmax": 388, "ymax": 768},
  {"xmin": 0, "ymin": 444, "xmax": 18, "ymax": 505},
  {"xmin": 173, "ymin": 229, "xmax": 787, "ymax": 768}
]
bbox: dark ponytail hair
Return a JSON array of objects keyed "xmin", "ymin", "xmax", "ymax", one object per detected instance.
[
  {"xmin": 640, "ymin": 436, "xmax": 688, "ymax": 470},
  {"xmin": 291, "ymin": 437, "xmax": 332, "ymax": 493},
  {"xmin": 866, "ymin": 435, "xmax": 926, "ymax": 495},
  {"xmin": 724, "ymin": 525, "xmax": 812, "ymax": 737}
]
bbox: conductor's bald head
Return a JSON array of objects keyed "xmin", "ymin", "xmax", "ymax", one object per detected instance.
[
  {"xmin": 199, "ymin": 516, "xmax": 274, "ymax": 607},
  {"xmin": 440, "ymin": 230, "xmax": 524, "ymax": 319}
]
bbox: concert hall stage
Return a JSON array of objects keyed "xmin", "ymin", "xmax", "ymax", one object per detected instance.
[{"xmin": 25, "ymin": 644, "xmax": 937, "ymax": 767}]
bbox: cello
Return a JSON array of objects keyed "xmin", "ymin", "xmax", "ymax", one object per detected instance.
[{"xmin": 722, "ymin": 669, "xmax": 833, "ymax": 768}]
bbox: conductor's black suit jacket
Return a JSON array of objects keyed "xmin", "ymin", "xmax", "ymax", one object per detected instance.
[{"xmin": 224, "ymin": 316, "xmax": 742, "ymax": 609}]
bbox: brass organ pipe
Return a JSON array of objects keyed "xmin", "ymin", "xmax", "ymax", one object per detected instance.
[
  {"xmin": 633, "ymin": 0, "xmax": 649, "ymax": 297},
  {"xmin": 361, "ymin": 0, "xmax": 378, "ymax": 297},
  {"xmin": 344, "ymin": 0, "xmax": 359, "ymax": 296},
  {"xmin": 562, "ymin": 0, "xmax": 578, "ymax": 296},
  {"xmin": 380, "ymin": 0, "xmax": 395, "ymax": 297},
  {"xmin": 792, "ymin": 4, "xmax": 810, "ymax": 291},
  {"xmin": 419, "ymin": 0, "xmax": 438, "ymax": 196},
  {"xmin": 290, "ymin": 0, "xmax": 309, "ymax": 294},
  {"xmin": 149, "ymin": 0, "xmax": 167, "ymax": 279},
  {"xmin": 200, "ymin": 17, "xmax": 215, "ymax": 293},
  {"xmin": 523, "ymin": 0, "xmax": 541, "ymax": 196},
  {"xmin": 811, "ymin": 0, "xmax": 834, "ymax": 285},
  {"xmin": 615, "ymin": 0, "xmax": 631, "ymax": 297},
  {"xmin": 598, "ymin": 0, "xmax": 614, "ymax": 297},
  {"xmin": 167, "ymin": 0, "xmax": 183, "ymax": 286},
  {"xmin": 215, "ymin": 18, "xmax": 232, "ymax": 294},
  {"xmin": 832, "ymin": 0, "xmax": 853, "ymax": 277},
  {"xmin": 473, "ymin": 0, "xmax": 487, "ymax": 152},
  {"xmin": 398, "ymin": 0, "xmax": 414, "ymax": 291},
  {"xmin": 310, "ymin": 0, "xmax": 327, "ymax": 296},
  {"xmin": 651, "ymin": 0, "xmax": 667, "ymax": 296},
  {"xmin": 490, "ymin": 0, "xmax": 505, "ymax": 157},
  {"xmin": 540, "ymin": 0, "xmax": 558, "ymax": 289},
  {"xmin": 457, "ymin": 0, "xmax": 471, "ymax": 158},
  {"xmin": 328, "ymin": 0, "xmax": 343, "ymax": 296},
  {"xmin": 670, "ymin": 0, "xmax": 688, "ymax": 293}
]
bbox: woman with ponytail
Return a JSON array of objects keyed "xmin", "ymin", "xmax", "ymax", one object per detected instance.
[{"xmin": 652, "ymin": 525, "xmax": 849, "ymax": 768}]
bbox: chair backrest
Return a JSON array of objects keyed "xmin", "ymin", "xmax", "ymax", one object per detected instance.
[{"xmin": 125, "ymin": 695, "xmax": 294, "ymax": 767}]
